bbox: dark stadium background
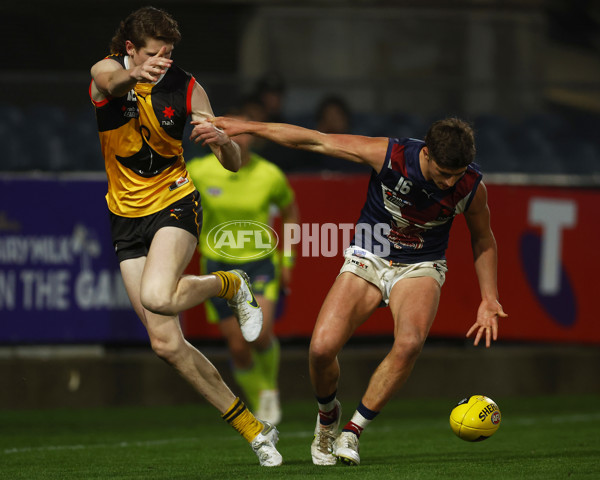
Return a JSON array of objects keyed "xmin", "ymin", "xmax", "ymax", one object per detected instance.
[{"xmin": 0, "ymin": 0, "xmax": 598, "ymax": 409}]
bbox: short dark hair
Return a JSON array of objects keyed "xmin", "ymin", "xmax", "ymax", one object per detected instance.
[
  {"xmin": 424, "ymin": 117, "xmax": 476, "ymax": 169},
  {"xmin": 255, "ymin": 72, "xmax": 285, "ymax": 95},
  {"xmin": 315, "ymin": 95, "xmax": 351, "ymax": 123},
  {"xmin": 109, "ymin": 6, "xmax": 181, "ymax": 55}
]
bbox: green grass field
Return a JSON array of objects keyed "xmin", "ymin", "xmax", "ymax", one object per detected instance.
[{"xmin": 1, "ymin": 395, "xmax": 598, "ymax": 479}]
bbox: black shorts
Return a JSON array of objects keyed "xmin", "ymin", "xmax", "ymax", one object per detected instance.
[{"xmin": 110, "ymin": 191, "xmax": 203, "ymax": 263}]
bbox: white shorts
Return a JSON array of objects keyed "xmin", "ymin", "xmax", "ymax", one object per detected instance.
[{"xmin": 339, "ymin": 246, "xmax": 448, "ymax": 306}]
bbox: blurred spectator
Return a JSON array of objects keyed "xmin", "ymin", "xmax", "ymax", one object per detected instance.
[
  {"xmin": 241, "ymin": 94, "xmax": 269, "ymax": 123},
  {"xmin": 308, "ymin": 95, "xmax": 370, "ymax": 173},
  {"xmin": 316, "ymin": 95, "xmax": 353, "ymax": 134},
  {"xmin": 239, "ymin": 94, "xmax": 270, "ymax": 155},
  {"xmin": 240, "ymin": 90, "xmax": 298, "ymax": 171},
  {"xmin": 254, "ymin": 72, "xmax": 286, "ymax": 123}
]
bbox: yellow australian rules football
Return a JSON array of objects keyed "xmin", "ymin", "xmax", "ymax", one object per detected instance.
[{"xmin": 449, "ymin": 395, "xmax": 501, "ymax": 441}]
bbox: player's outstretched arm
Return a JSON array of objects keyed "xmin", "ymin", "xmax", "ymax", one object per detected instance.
[
  {"xmin": 209, "ymin": 116, "xmax": 389, "ymax": 172},
  {"xmin": 464, "ymin": 182, "xmax": 508, "ymax": 347},
  {"xmin": 188, "ymin": 83, "xmax": 241, "ymax": 172}
]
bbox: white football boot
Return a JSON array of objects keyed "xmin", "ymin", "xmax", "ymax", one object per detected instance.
[
  {"xmin": 333, "ymin": 431, "xmax": 360, "ymax": 466},
  {"xmin": 227, "ymin": 269, "xmax": 263, "ymax": 341},
  {"xmin": 310, "ymin": 400, "xmax": 341, "ymax": 465},
  {"xmin": 256, "ymin": 389, "xmax": 282, "ymax": 425},
  {"xmin": 251, "ymin": 421, "xmax": 283, "ymax": 467}
]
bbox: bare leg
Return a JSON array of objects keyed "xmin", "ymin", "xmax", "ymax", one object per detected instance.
[
  {"xmin": 139, "ymin": 227, "xmax": 223, "ymax": 316},
  {"xmin": 119, "ymin": 226, "xmax": 238, "ymax": 413},
  {"xmin": 145, "ymin": 312, "xmax": 236, "ymax": 412},
  {"xmin": 309, "ymin": 273, "xmax": 381, "ymax": 398},
  {"xmin": 361, "ymin": 276, "xmax": 441, "ymax": 411},
  {"xmin": 309, "ymin": 273, "xmax": 381, "ymax": 465}
]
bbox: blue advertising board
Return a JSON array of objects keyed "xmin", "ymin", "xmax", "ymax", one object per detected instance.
[{"xmin": 0, "ymin": 174, "xmax": 145, "ymax": 343}]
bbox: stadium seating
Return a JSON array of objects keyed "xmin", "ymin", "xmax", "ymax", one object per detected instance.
[
  {"xmin": 66, "ymin": 108, "xmax": 105, "ymax": 171},
  {"xmin": 0, "ymin": 103, "xmax": 598, "ymax": 176},
  {"xmin": 472, "ymin": 114, "xmax": 519, "ymax": 173},
  {"xmin": 0, "ymin": 105, "xmax": 27, "ymax": 171}
]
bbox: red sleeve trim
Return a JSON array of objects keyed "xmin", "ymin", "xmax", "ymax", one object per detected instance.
[
  {"xmin": 390, "ymin": 144, "xmax": 408, "ymax": 176},
  {"xmin": 89, "ymin": 80, "xmax": 110, "ymax": 107},
  {"xmin": 186, "ymin": 76, "xmax": 196, "ymax": 116},
  {"xmin": 462, "ymin": 170, "xmax": 483, "ymax": 212}
]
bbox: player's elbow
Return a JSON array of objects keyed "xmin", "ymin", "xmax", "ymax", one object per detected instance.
[{"xmin": 226, "ymin": 161, "xmax": 241, "ymax": 172}]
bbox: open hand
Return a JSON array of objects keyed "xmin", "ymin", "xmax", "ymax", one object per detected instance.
[
  {"xmin": 131, "ymin": 46, "xmax": 172, "ymax": 83},
  {"xmin": 466, "ymin": 299, "xmax": 508, "ymax": 347}
]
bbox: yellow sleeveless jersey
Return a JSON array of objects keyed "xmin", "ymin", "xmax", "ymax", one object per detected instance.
[{"xmin": 90, "ymin": 54, "xmax": 196, "ymax": 217}]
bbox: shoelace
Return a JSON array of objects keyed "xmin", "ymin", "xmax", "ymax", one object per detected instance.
[
  {"xmin": 256, "ymin": 440, "xmax": 279, "ymax": 462},
  {"xmin": 317, "ymin": 428, "xmax": 336, "ymax": 452},
  {"xmin": 338, "ymin": 433, "xmax": 358, "ymax": 449},
  {"xmin": 232, "ymin": 292, "xmax": 252, "ymax": 321}
]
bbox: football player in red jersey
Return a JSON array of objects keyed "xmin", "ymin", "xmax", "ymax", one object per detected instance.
[{"xmin": 201, "ymin": 114, "xmax": 508, "ymax": 466}]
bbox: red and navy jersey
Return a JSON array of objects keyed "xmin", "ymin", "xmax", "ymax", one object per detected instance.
[{"xmin": 353, "ymin": 137, "xmax": 482, "ymax": 263}]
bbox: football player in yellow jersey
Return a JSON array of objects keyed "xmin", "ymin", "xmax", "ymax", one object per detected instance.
[
  {"xmin": 89, "ymin": 6, "xmax": 281, "ymax": 466},
  {"xmin": 188, "ymin": 112, "xmax": 300, "ymax": 426}
]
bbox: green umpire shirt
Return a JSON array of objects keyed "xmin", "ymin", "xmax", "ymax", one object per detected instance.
[{"xmin": 187, "ymin": 152, "xmax": 295, "ymax": 262}]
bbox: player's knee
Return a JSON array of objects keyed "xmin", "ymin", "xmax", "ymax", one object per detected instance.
[
  {"xmin": 391, "ymin": 335, "xmax": 425, "ymax": 365},
  {"xmin": 149, "ymin": 334, "xmax": 181, "ymax": 364},
  {"xmin": 140, "ymin": 288, "xmax": 176, "ymax": 316},
  {"xmin": 309, "ymin": 340, "xmax": 337, "ymax": 368}
]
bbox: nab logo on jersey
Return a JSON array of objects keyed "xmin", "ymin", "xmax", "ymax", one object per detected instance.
[{"xmin": 161, "ymin": 106, "xmax": 175, "ymax": 126}]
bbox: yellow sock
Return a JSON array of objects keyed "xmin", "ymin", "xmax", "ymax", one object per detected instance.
[
  {"xmin": 212, "ymin": 271, "xmax": 241, "ymax": 300},
  {"xmin": 222, "ymin": 397, "xmax": 264, "ymax": 442}
]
